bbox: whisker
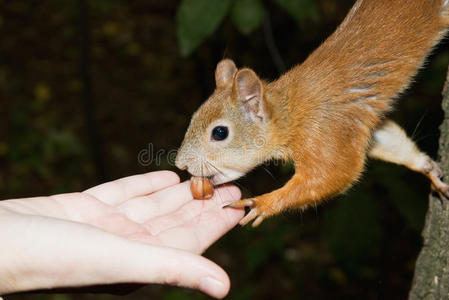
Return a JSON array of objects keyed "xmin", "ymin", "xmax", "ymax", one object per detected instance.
[
  {"xmin": 200, "ymin": 159, "xmax": 204, "ymax": 177},
  {"xmin": 197, "ymin": 159, "xmax": 206, "ymax": 224},
  {"xmin": 411, "ymin": 109, "xmax": 428, "ymax": 140},
  {"xmin": 203, "ymin": 160, "xmax": 254, "ymax": 204},
  {"xmin": 262, "ymin": 166, "xmax": 276, "ymax": 180},
  {"xmin": 202, "ymin": 160, "xmax": 232, "ymax": 206},
  {"xmin": 214, "ymin": 187, "xmax": 226, "ymax": 207},
  {"xmin": 414, "ymin": 133, "xmax": 440, "ymax": 143},
  {"xmin": 205, "ymin": 161, "xmax": 245, "ymax": 188},
  {"xmin": 203, "ymin": 160, "xmax": 227, "ymax": 177}
]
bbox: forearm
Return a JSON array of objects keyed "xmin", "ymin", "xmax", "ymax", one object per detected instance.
[
  {"xmin": 0, "ymin": 212, "xmax": 41, "ymax": 295},
  {"xmin": 0, "ymin": 209, "xmax": 98, "ymax": 294},
  {"xmin": 0, "ymin": 196, "xmax": 69, "ymax": 294},
  {"xmin": 0, "ymin": 211, "xmax": 113, "ymax": 294}
]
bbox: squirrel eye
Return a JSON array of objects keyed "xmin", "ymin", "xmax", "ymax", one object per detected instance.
[{"xmin": 211, "ymin": 126, "xmax": 229, "ymax": 141}]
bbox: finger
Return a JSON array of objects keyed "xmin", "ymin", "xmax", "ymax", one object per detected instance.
[
  {"xmin": 114, "ymin": 246, "xmax": 231, "ymax": 299},
  {"xmin": 1, "ymin": 214, "xmax": 230, "ymax": 299},
  {"xmin": 117, "ymin": 180, "xmax": 193, "ymax": 223},
  {"xmin": 144, "ymin": 186, "xmax": 244, "ymax": 253},
  {"xmin": 145, "ymin": 185, "xmax": 241, "ymax": 234},
  {"xmin": 118, "ymin": 180, "xmax": 243, "ymax": 224},
  {"xmin": 84, "ymin": 171, "xmax": 180, "ymax": 205}
]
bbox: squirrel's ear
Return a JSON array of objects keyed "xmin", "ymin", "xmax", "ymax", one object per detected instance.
[
  {"xmin": 215, "ymin": 59, "xmax": 237, "ymax": 88},
  {"xmin": 233, "ymin": 68, "xmax": 267, "ymax": 123}
]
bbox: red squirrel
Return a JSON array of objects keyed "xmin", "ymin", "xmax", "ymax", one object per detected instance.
[{"xmin": 176, "ymin": 0, "xmax": 449, "ymax": 227}]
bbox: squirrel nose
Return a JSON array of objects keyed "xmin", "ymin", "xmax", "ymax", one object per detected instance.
[
  {"xmin": 175, "ymin": 154, "xmax": 187, "ymax": 171},
  {"xmin": 176, "ymin": 162, "xmax": 187, "ymax": 170}
]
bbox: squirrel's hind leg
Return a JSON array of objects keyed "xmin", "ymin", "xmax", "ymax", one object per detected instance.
[{"xmin": 368, "ymin": 120, "xmax": 449, "ymax": 198}]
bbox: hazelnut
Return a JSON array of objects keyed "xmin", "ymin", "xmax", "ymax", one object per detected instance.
[{"xmin": 190, "ymin": 176, "xmax": 214, "ymax": 200}]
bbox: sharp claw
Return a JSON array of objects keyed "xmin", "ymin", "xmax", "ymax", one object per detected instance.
[
  {"xmin": 223, "ymin": 199, "xmax": 254, "ymax": 209},
  {"xmin": 430, "ymin": 179, "xmax": 449, "ymax": 199},
  {"xmin": 439, "ymin": 187, "xmax": 449, "ymax": 199},
  {"xmin": 239, "ymin": 208, "xmax": 258, "ymax": 226},
  {"xmin": 252, "ymin": 215, "xmax": 265, "ymax": 227},
  {"xmin": 424, "ymin": 160, "xmax": 449, "ymax": 199},
  {"xmin": 225, "ymin": 197, "xmax": 269, "ymax": 227},
  {"xmin": 443, "ymin": 189, "xmax": 449, "ymax": 199}
]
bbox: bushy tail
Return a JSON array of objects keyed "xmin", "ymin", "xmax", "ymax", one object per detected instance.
[{"xmin": 292, "ymin": 0, "xmax": 449, "ymax": 128}]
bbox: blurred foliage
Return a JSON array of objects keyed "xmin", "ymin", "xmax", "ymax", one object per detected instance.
[
  {"xmin": 230, "ymin": 0, "xmax": 265, "ymax": 35},
  {"xmin": 177, "ymin": 0, "xmax": 232, "ymax": 57},
  {"xmin": 274, "ymin": 0, "xmax": 319, "ymax": 23},
  {"xmin": 1, "ymin": 0, "xmax": 449, "ymax": 299},
  {"xmin": 176, "ymin": 0, "xmax": 319, "ymax": 56}
]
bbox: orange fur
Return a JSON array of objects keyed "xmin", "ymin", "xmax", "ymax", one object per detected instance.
[{"xmin": 176, "ymin": 0, "xmax": 449, "ymax": 226}]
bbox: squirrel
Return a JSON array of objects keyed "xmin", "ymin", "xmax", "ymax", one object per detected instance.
[{"xmin": 175, "ymin": 0, "xmax": 449, "ymax": 227}]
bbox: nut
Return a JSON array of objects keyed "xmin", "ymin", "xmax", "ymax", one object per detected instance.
[{"xmin": 190, "ymin": 176, "xmax": 214, "ymax": 200}]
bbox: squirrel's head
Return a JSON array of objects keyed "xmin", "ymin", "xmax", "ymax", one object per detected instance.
[{"xmin": 175, "ymin": 59, "xmax": 273, "ymax": 185}]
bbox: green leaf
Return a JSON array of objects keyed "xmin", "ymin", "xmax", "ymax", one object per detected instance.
[
  {"xmin": 231, "ymin": 0, "xmax": 264, "ymax": 35},
  {"xmin": 177, "ymin": 0, "xmax": 232, "ymax": 57},
  {"xmin": 273, "ymin": 0, "xmax": 319, "ymax": 23}
]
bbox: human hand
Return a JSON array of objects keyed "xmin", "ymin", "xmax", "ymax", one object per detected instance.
[{"xmin": 0, "ymin": 171, "xmax": 243, "ymax": 298}]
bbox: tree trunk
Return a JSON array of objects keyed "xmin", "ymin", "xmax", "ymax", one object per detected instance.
[{"xmin": 409, "ymin": 68, "xmax": 449, "ymax": 299}]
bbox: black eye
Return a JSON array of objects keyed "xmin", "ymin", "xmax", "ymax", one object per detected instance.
[{"xmin": 211, "ymin": 126, "xmax": 229, "ymax": 141}]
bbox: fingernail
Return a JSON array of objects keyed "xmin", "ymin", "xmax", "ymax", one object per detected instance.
[{"xmin": 199, "ymin": 277, "xmax": 225, "ymax": 297}]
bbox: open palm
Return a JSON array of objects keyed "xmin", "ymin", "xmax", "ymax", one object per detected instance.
[{"xmin": 0, "ymin": 171, "xmax": 243, "ymax": 299}]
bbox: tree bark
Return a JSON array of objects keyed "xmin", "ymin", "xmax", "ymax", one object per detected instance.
[{"xmin": 409, "ymin": 68, "xmax": 449, "ymax": 299}]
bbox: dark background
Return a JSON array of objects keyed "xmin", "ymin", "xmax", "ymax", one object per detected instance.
[{"xmin": 2, "ymin": 0, "xmax": 449, "ymax": 299}]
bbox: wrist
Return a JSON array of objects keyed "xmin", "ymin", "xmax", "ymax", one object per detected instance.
[
  {"xmin": 0, "ymin": 212, "xmax": 20, "ymax": 294},
  {"xmin": 0, "ymin": 212, "xmax": 53, "ymax": 295}
]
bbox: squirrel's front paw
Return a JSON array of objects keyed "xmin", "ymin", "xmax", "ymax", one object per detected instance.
[{"xmin": 223, "ymin": 196, "xmax": 275, "ymax": 227}]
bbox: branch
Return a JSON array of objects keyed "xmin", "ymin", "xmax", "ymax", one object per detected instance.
[{"xmin": 409, "ymin": 65, "xmax": 449, "ymax": 299}]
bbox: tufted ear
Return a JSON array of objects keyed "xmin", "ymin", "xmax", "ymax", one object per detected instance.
[
  {"xmin": 215, "ymin": 59, "xmax": 237, "ymax": 88},
  {"xmin": 233, "ymin": 68, "xmax": 267, "ymax": 123}
]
